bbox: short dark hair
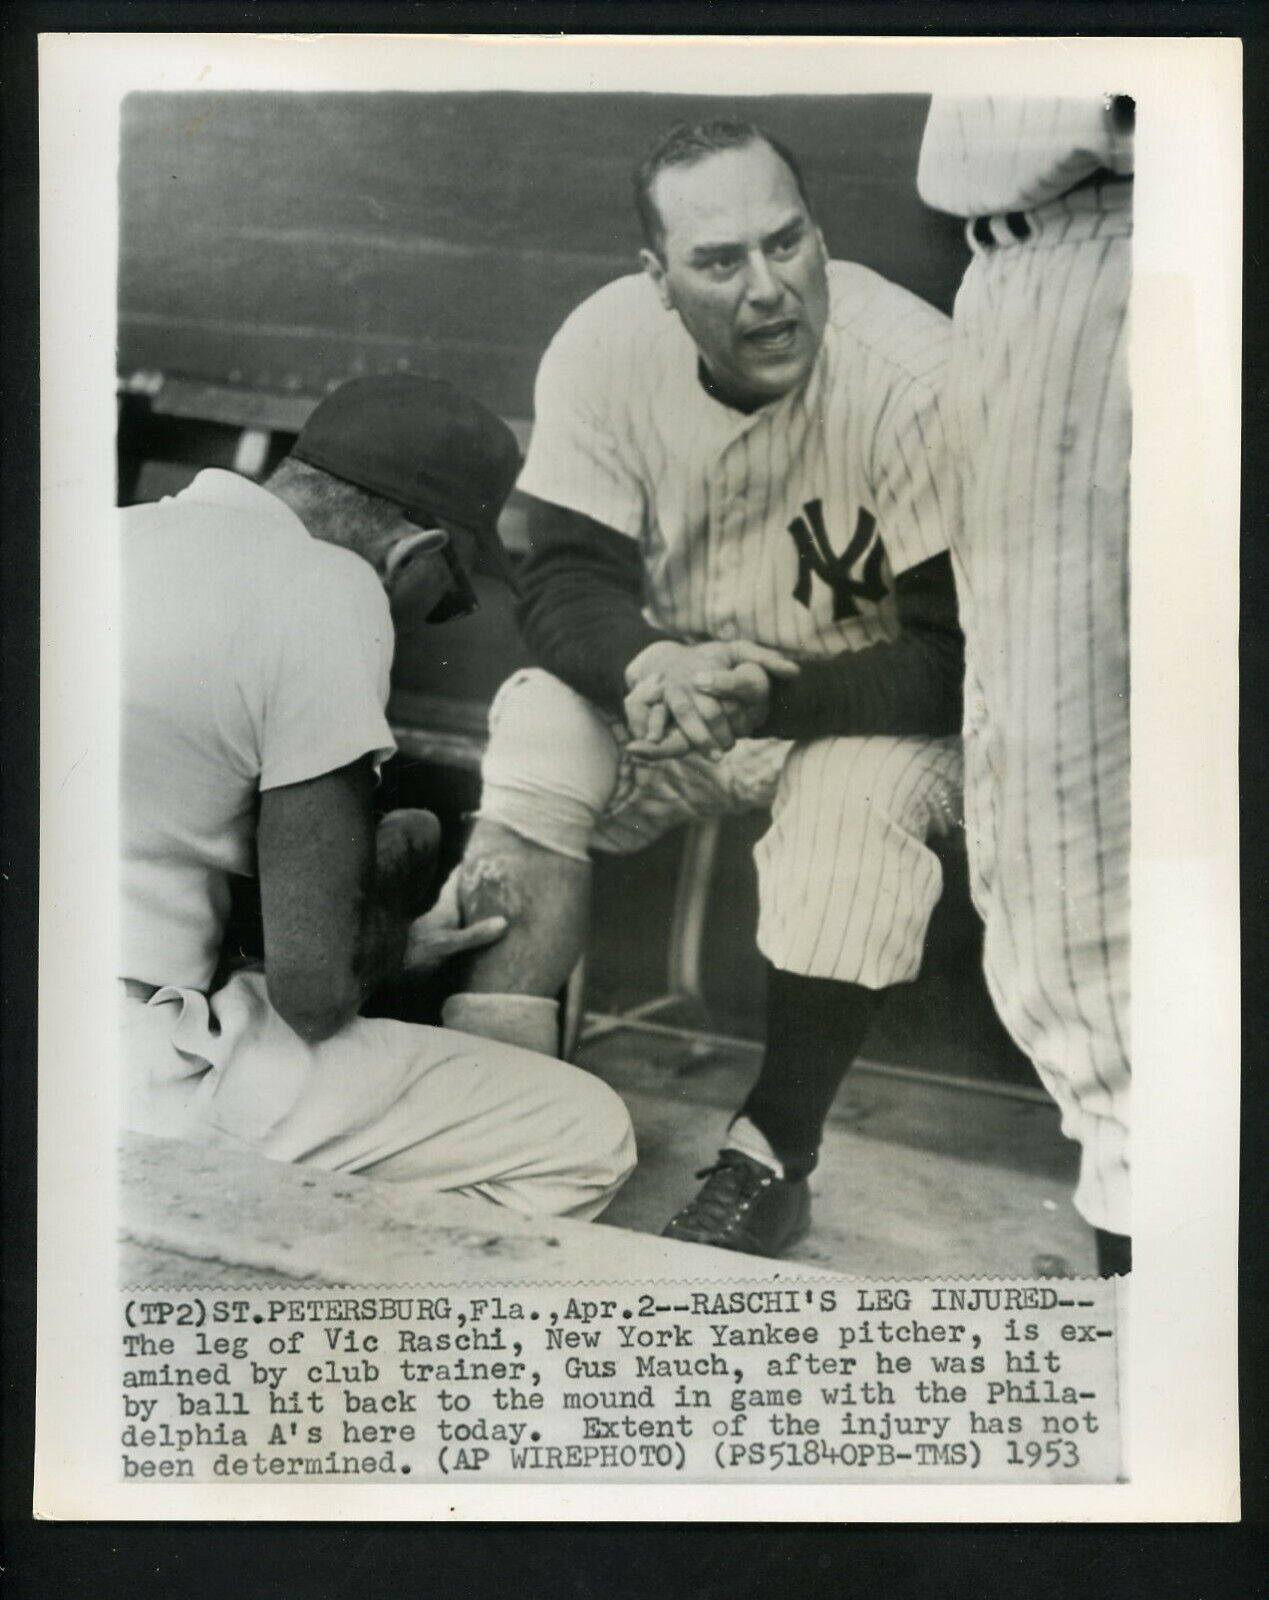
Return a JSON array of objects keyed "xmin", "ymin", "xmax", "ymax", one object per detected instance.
[
  {"xmin": 265, "ymin": 456, "xmax": 409, "ymax": 548},
  {"xmin": 633, "ymin": 119, "xmax": 813, "ymax": 256},
  {"xmin": 266, "ymin": 455, "xmax": 481, "ymax": 570}
]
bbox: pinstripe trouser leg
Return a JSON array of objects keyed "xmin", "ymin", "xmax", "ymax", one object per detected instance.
[
  {"xmin": 754, "ymin": 734, "xmax": 963, "ymax": 987},
  {"xmin": 948, "ymin": 198, "xmax": 1132, "ymax": 1233}
]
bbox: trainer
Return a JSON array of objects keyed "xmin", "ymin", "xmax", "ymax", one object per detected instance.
[
  {"xmin": 120, "ymin": 375, "xmax": 635, "ymax": 1221},
  {"xmin": 442, "ymin": 121, "xmax": 965, "ymax": 1257}
]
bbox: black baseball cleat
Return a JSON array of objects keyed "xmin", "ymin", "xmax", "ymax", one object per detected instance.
[
  {"xmin": 661, "ymin": 1149, "xmax": 810, "ymax": 1258},
  {"xmin": 1095, "ymin": 1228, "xmax": 1132, "ymax": 1277}
]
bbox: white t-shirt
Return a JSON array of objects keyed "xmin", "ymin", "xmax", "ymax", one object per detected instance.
[
  {"xmin": 121, "ymin": 469, "xmax": 396, "ymax": 991},
  {"xmin": 917, "ymin": 96, "xmax": 1135, "ymax": 218},
  {"xmin": 517, "ymin": 263, "xmax": 952, "ymax": 660}
]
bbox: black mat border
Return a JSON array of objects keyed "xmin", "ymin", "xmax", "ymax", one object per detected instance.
[{"xmin": 4, "ymin": 4, "xmax": 1265, "ymax": 1595}]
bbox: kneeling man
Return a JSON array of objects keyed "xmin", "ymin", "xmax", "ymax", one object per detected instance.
[{"xmin": 120, "ymin": 375, "xmax": 635, "ymax": 1221}]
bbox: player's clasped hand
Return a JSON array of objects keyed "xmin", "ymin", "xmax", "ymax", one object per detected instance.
[
  {"xmin": 624, "ymin": 639, "xmax": 800, "ymax": 763},
  {"xmin": 401, "ymin": 872, "xmax": 508, "ymax": 981}
]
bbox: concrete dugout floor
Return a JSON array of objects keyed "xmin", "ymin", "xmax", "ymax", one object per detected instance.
[{"xmin": 577, "ymin": 1026, "xmax": 1094, "ymax": 1280}]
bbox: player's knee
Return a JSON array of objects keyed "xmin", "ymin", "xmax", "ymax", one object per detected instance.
[
  {"xmin": 479, "ymin": 669, "xmax": 621, "ymax": 860},
  {"xmin": 781, "ymin": 737, "xmax": 953, "ymax": 841},
  {"xmin": 485, "ymin": 669, "xmax": 616, "ymax": 778},
  {"xmin": 776, "ymin": 744, "xmax": 876, "ymax": 847}
]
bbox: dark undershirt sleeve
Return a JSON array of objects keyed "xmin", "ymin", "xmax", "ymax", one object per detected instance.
[
  {"xmin": 761, "ymin": 551, "xmax": 964, "ymax": 741},
  {"xmin": 515, "ymin": 496, "xmax": 672, "ymax": 715}
]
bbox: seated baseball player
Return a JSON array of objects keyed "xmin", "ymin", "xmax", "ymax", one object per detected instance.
[
  {"xmin": 120, "ymin": 375, "xmax": 635, "ymax": 1222},
  {"xmin": 437, "ymin": 120, "xmax": 965, "ymax": 1259}
]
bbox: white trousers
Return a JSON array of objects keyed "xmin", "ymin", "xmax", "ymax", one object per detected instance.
[
  {"xmin": 945, "ymin": 184, "xmax": 1132, "ymax": 1232},
  {"xmin": 121, "ymin": 970, "xmax": 636, "ymax": 1222},
  {"xmin": 480, "ymin": 667, "xmax": 962, "ymax": 989}
]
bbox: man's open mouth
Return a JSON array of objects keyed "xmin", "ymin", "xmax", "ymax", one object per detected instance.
[{"xmin": 743, "ymin": 319, "xmax": 799, "ymax": 353}]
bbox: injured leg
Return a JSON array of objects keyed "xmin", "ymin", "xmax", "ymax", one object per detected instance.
[
  {"xmin": 455, "ymin": 819, "xmax": 591, "ymax": 996},
  {"xmin": 440, "ymin": 668, "xmax": 621, "ymax": 1054},
  {"xmin": 440, "ymin": 820, "xmax": 592, "ymax": 1056}
]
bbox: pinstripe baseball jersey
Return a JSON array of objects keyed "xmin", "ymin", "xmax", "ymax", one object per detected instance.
[
  {"xmin": 917, "ymin": 95, "xmax": 1134, "ymax": 218},
  {"xmin": 517, "ymin": 264, "xmax": 953, "ymax": 662}
]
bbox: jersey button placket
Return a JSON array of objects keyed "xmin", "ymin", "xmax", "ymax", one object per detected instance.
[
  {"xmin": 716, "ymin": 419, "xmax": 758, "ymax": 643},
  {"xmin": 710, "ymin": 436, "xmax": 744, "ymax": 641}
]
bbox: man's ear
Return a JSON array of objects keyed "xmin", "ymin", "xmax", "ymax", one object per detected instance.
[
  {"xmin": 382, "ymin": 525, "xmax": 448, "ymax": 591},
  {"xmin": 640, "ymin": 247, "xmax": 673, "ymax": 311}
]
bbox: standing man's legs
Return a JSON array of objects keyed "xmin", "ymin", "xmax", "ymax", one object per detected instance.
[{"xmin": 948, "ymin": 193, "xmax": 1133, "ymax": 1270}]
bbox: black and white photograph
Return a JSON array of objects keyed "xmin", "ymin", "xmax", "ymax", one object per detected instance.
[{"xmin": 34, "ymin": 32, "xmax": 1241, "ymax": 1517}]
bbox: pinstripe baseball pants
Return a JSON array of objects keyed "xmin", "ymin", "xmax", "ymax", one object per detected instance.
[{"xmin": 945, "ymin": 182, "xmax": 1132, "ymax": 1233}]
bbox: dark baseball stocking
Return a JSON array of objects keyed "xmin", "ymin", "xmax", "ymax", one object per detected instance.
[{"xmin": 740, "ymin": 963, "xmax": 884, "ymax": 1181}]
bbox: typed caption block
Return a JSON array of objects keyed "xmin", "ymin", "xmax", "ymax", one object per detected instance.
[{"xmin": 119, "ymin": 1279, "xmax": 1124, "ymax": 1484}]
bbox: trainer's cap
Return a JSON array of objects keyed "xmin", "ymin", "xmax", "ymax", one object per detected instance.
[{"xmin": 291, "ymin": 374, "xmax": 521, "ymax": 587}]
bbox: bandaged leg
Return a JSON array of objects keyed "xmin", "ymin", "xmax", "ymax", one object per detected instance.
[
  {"xmin": 449, "ymin": 670, "xmax": 622, "ymax": 1044},
  {"xmin": 476, "ymin": 668, "xmax": 621, "ymax": 863}
]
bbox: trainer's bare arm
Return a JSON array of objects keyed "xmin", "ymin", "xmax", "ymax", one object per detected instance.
[{"xmin": 257, "ymin": 757, "xmax": 503, "ymax": 1042}]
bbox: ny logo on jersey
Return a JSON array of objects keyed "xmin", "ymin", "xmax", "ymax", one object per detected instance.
[{"xmin": 786, "ymin": 499, "xmax": 889, "ymax": 620}]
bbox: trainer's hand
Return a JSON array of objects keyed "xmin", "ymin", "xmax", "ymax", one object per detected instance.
[
  {"xmin": 402, "ymin": 872, "xmax": 508, "ymax": 981},
  {"xmin": 375, "ymin": 807, "xmax": 442, "ymax": 919},
  {"xmin": 624, "ymin": 639, "xmax": 798, "ymax": 760}
]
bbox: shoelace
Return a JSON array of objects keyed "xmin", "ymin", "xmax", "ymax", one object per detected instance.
[{"xmin": 676, "ymin": 1155, "xmax": 770, "ymax": 1232}]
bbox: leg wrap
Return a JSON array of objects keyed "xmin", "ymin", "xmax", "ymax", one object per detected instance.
[{"xmin": 477, "ymin": 669, "xmax": 621, "ymax": 863}]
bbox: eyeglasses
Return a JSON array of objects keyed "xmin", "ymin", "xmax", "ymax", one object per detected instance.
[
  {"xmin": 426, "ymin": 540, "xmax": 481, "ymax": 623},
  {"xmin": 384, "ymin": 525, "xmax": 481, "ymax": 624}
]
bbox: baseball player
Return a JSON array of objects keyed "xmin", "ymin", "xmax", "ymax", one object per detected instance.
[
  {"xmin": 441, "ymin": 119, "xmax": 964, "ymax": 1258},
  {"xmin": 917, "ymin": 96, "xmax": 1134, "ymax": 1274}
]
